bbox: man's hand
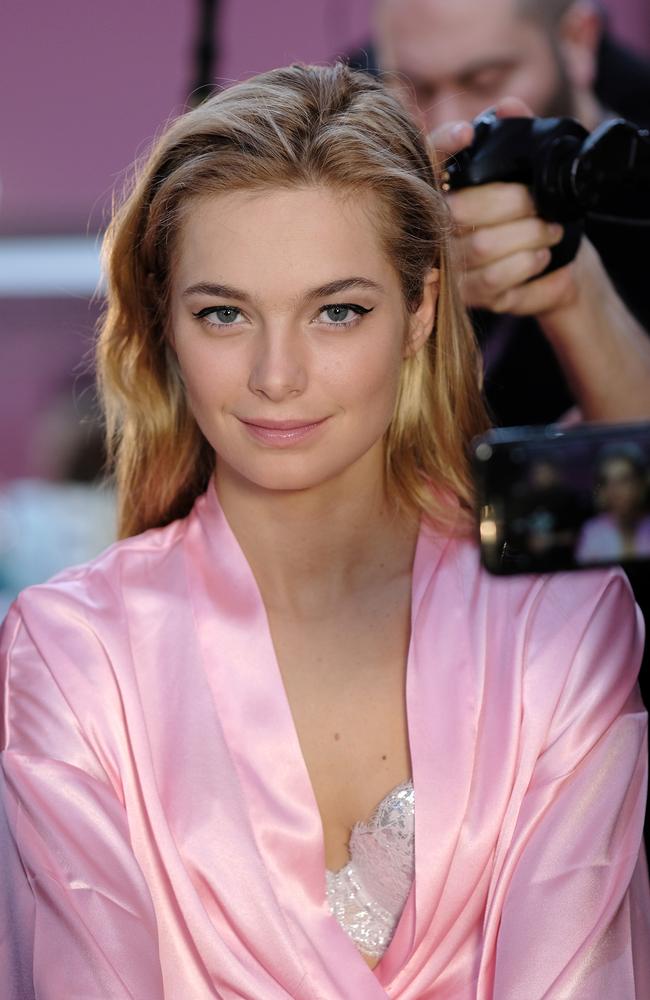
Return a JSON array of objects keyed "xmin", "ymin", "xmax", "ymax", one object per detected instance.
[
  {"xmin": 447, "ymin": 182, "xmax": 568, "ymax": 314},
  {"xmin": 429, "ymin": 97, "xmax": 577, "ymax": 316},
  {"xmin": 430, "ymin": 99, "xmax": 650, "ymax": 420}
]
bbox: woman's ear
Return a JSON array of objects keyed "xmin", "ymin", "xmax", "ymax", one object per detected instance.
[{"xmin": 404, "ymin": 268, "xmax": 439, "ymax": 358}]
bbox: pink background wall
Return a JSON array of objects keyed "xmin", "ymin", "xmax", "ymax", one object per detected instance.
[
  {"xmin": 1, "ymin": 0, "xmax": 643, "ymax": 237},
  {"xmin": 0, "ymin": 0, "xmax": 374, "ymax": 235},
  {"xmin": 606, "ymin": 0, "xmax": 650, "ymax": 55},
  {"xmin": 0, "ymin": 0, "xmax": 648, "ymax": 480}
]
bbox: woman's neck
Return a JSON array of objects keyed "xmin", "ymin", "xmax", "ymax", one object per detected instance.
[{"xmin": 214, "ymin": 461, "xmax": 418, "ymax": 616}]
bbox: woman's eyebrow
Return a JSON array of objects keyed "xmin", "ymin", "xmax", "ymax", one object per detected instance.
[
  {"xmin": 181, "ymin": 276, "xmax": 385, "ymax": 303},
  {"xmin": 182, "ymin": 281, "xmax": 251, "ymax": 301},
  {"xmin": 304, "ymin": 277, "xmax": 385, "ymax": 300}
]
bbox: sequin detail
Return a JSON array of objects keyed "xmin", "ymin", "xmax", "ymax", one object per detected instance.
[{"xmin": 325, "ymin": 780, "xmax": 414, "ymax": 959}]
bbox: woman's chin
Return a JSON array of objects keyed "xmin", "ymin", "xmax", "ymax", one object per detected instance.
[{"xmin": 215, "ymin": 462, "xmax": 336, "ymax": 497}]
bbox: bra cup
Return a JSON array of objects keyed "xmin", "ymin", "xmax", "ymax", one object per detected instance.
[{"xmin": 326, "ymin": 780, "xmax": 415, "ymax": 959}]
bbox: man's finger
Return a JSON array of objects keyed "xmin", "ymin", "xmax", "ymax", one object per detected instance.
[
  {"xmin": 427, "ymin": 98, "xmax": 534, "ymax": 172},
  {"xmin": 427, "ymin": 120, "xmax": 474, "ymax": 170},
  {"xmin": 492, "ymin": 264, "xmax": 577, "ymax": 316},
  {"xmin": 461, "ymin": 247, "xmax": 552, "ymax": 306},
  {"xmin": 457, "ymin": 217, "xmax": 564, "ymax": 269},
  {"xmin": 447, "ymin": 182, "xmax": 536, "ymax": 228},
  {"xmin": 493, "ymin": 96, "xmax": 534, "ymax": 119}
]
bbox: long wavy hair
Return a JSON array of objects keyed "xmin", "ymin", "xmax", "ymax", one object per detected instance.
[{"xmin": 97, "ymin": 62, "xmax": 490, "ymax": 538}]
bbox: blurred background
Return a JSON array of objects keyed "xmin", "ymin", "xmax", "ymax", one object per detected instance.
[{"xmin": 0, "ymin": 0, "xmax": 648, "ymax": 606}]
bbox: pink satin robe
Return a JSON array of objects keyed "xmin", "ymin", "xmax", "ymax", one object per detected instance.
[{"xmin": 1, "ymin": 483, "xmax": 649, "ymax": 999}]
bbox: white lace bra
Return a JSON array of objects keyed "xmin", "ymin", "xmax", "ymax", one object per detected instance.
[{"xmin": 325, "ymin": 780, "xmax": 415, "ymax": 960}]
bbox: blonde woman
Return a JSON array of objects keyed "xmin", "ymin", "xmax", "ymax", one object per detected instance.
[{"xmin": 1, "ymin": 64, "xmax": 648, "ymax": 999}]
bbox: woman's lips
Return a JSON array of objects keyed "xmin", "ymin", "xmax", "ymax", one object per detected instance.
[{"xmin": 237, "ymin": 417, "xmax": 329, "ymax": 446}]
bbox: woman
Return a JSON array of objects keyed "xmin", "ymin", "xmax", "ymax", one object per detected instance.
[
  {"xmin": 576, "ymin": 444, "xmax": 650, "ymax": 563},
  {"xmin": 1, "ymin": 64, "xmax": 648, "ymax": 999}
]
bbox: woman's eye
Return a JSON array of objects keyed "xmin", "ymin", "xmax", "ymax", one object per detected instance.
[
  {"xmin": 318, "ymin": 303, "xmax": 372, "ymax": 326},
  {"xmin": 193, "ymin": 306, "xmax": 244, "ymax": 326}
]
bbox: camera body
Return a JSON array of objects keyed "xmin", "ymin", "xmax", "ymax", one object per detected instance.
[{"xmin": 443, "ymin": 112, "xmax": 650, "ymax": 272}]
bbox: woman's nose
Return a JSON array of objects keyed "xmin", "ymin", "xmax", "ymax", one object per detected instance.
[{"xmin": 247, "ymin": 326, "xmax": 307, "ymax": 401}]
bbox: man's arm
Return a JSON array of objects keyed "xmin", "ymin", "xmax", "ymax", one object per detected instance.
[
  {"xmin": 537, "ymin": 240, "xmax": 650, "ymax": 421},
  {"xmin": 431, "ymin": 100, "xmax": 650, "ymax": 421}
]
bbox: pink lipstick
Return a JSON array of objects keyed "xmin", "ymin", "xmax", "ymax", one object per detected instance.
[{"xmin": 237, "ymin": 417, "xmax": 329, "ymax": 446}]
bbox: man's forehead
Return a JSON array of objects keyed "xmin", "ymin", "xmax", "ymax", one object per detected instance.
[
  {"xmin": 378, "ymin": 0, "xmax": 520, "ymax": 30},
  {"xmin": 377, "ymin": 0, "xmax": 527, "ymax": 76}
]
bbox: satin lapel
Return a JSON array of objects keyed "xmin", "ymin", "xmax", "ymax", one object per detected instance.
[
  {"xmin": 376, "ymin": 527, "xmax": 478, "ymax": 993},
  {"xmin": 186, "ymin": 486, "xmax": 390, "ymax": 998}
]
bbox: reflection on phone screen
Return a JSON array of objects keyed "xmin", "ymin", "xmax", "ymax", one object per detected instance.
[{"xmin": 474, "ymin": 423, "xmax": 650, "ymax": 575}]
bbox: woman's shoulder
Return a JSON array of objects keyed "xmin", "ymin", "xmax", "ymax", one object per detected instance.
[
  {"xmin": 438, "ymin": 530, "xmax": 640, "ymax": 662},
  {"xmin": 1, "ymin": 507, "xmax": 195, "ymax": 655},
  {"xmin": 0, "ymin": 509, "xmax": 200, "ymax": 755},
  {"xmin": 445, "ymin": 527, "xmax": 633, "ymax": 602},
  {"xmin": 436, "ymin": 535, "xmax": 644, "ymax": 746},
  {"xmin": 421, "ymin": 494, "xmax": 632, "ymax": 631}
]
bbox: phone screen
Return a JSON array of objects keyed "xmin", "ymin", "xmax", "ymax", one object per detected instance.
[{"xmin": 473, "ymin": 422, "xmax": 650, "ymax": 574}]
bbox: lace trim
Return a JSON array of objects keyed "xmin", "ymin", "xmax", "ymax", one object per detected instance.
[{"xmin": 325, "ymin": 780, "xmax": 415, "ymax": 959}]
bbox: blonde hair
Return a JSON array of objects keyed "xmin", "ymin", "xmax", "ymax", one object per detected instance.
[{"xmin": 97, "ymin": 63, "xmax": 490, "ymax": 538}]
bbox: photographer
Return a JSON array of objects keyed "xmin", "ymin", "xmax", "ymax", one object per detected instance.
[
  {"xmin": 365, "ymin": 0, "xmax": 650, "ymax": 837},
  {"xmin": 362, "ymin": 0, "xmax": 650, "ymax": 426},
  {"xmin": 433, "ymin": 97, "xmax": 650, "ymax": 424}
]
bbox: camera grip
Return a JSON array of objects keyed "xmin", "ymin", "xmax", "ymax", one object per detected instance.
[{"xmin": 442, "ymin": 114, "xmax": 587, "ymax": 274}]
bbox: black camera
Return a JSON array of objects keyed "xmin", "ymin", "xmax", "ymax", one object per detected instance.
[{"xmin": 443, "ymin": 112, "xmax": 650, "ymax": 272}]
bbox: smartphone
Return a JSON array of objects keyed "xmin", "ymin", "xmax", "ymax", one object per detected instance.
[{"xmin": 472, "ymin": 421, "xmax": 650, "ymax": 575}]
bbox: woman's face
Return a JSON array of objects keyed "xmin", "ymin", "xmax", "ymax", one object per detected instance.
[
  {"xmin": 170, "ymin": 185, "xmax": 437, "ymax": 496},
  {"xmin": 598, "ymin": 457, "xmax": 646, "ymax": 519}
]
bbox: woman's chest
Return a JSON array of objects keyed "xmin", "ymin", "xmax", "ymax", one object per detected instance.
[
  {"xmin": 266, "ymin": 595, "xmax": 413, "ymax": 872},
  {"xmin": 106, "ymin": 573, "xmax": 535, "ymax": 997}
]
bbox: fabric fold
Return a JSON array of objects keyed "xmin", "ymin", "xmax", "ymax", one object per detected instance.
[{"xmin": 0, "ymin": 484, "xmax": 647, "ymax": 999}]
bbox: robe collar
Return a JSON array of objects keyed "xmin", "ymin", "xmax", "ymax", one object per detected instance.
[{"xmin": 186, "ymin": 482, "xmax": 475, "ymax": 996}]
